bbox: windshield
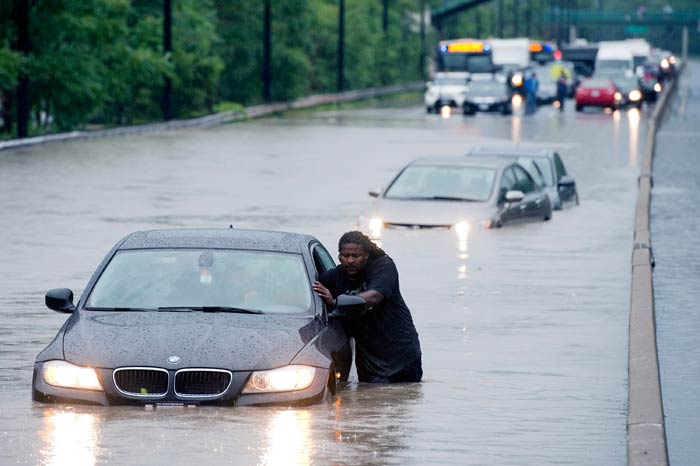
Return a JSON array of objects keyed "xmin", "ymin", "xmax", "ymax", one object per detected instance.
[
  {"xmin": 87, "ymin": 249, "xmax": 312, "ymax": 314},
  {"xmin": 517, "ymin": 157, "xmax": 553, "ymax": 187},
  {"xmin": 469, "ymin": 81, "xmax": 506, "ymax": 97},
  {"xmin": 439, "ymin": 53, "xmax": 493, "ymax": 73},
  {"xmin": 434, "ymin": 77, "xmax": 467, "ymax": 86},
  {"xmin": 384, "ymin": 165, "xmax": 496, "ymax": 201}
]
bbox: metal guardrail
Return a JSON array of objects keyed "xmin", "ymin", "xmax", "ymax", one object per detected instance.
[{"xmin": 0, "ymin": 82, "xmax": 424, "ymax": 151}]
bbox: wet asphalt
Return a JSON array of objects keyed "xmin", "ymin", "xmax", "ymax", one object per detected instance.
[
  {"xmin": 652, "ymin": 60, "xmax": 700, "ymax": 466},
  {"xmin": 0, "ymin": 87, "xmax": 661, "ymax": 465}
]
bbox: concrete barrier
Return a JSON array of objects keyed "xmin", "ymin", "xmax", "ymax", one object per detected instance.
[
  {"xmin": 627, "ymin": 70, "xmax": 680, "ymax": 466},
  {"xmin": 0, "ymin": 82, "xmax": 424, "ymax": 151}
]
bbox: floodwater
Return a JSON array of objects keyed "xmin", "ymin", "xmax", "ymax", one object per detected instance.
[{"xmin": 0, "ymin": 97, "xmax": 647, "ymax": 465}]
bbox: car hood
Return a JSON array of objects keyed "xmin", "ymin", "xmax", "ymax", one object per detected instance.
[
  {"xmin": 429, "ymin": 85, "xmax": 466, "ymax": 97},
  {"xmin": 362, "ymin": 198, "xmax": 495, "ymax": 227},
  {"xmin": 62, "ymin": 311, "xmax": 320, "ymax": 370}
]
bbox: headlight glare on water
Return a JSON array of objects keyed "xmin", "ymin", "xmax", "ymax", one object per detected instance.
[
  {"xmin": 43, "ymin": 360, "xmax": 103, "ymax": 391},
  {"xmin": 243, "ymin": 365, "xmax": 316, "ymax": 393}
]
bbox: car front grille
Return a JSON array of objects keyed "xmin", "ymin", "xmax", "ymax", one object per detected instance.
[
  {"xmin": 174, "ymin": 370, "xmax": 232, "ymax": 397},
  {"xmin": 113, "ymin": 368, "xmax": 168, "ymax": 397}
]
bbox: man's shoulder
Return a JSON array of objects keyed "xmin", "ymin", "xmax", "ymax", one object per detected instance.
[{"xmin": 368, "ymin": 255, "xmax": 396, "ymax": 272}]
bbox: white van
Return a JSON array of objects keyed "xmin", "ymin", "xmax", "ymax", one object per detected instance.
[{"xmin": 595, "ymin": 42, "xmax": 635, "ymax": 76}]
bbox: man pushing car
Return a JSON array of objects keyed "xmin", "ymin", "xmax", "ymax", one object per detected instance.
[{"xmin": 313, "ymin": 231, "xmax": 422, "ymax": 383}]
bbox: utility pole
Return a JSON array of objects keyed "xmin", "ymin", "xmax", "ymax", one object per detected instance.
[
  {"xmin": 337, "ymin": 0, "xmax": 345, "ymax": 93},
  {"xmin": 15, "ymin": 0, "xmax": 29, "ymax": 138},
  {"xmin": 382, "ymin": 0, "xmax": 389, "ymax": 33},
  {"xmin": 263, "ymin": 1, "xmax": 271, "ymax": 102},
  {"xmin": 162, "ymin": 0, "xmax": 172, "ymax": 121},
  {"xmin": 419, "ymin": 0, "xmax": 426, "ymax": 80},
  {"xmin": 498, "ymin": 0, "xmax": 504, "ymax": 37},
  {"xmin": 525, "ymin": 0, "xmax": 531, "ymax": 37}
]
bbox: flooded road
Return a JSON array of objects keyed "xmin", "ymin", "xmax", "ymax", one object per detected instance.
[{"xmin": 0, "ymin": 99, "xmax": 647, "ymax": 465}]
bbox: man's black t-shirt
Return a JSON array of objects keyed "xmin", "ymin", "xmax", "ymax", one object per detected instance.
[{"xmin": 319, "ymin": 255, "xmax": 421, "ymax": 378}]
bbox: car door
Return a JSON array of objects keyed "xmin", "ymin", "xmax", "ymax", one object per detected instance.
[
  {"xmin": 310, "ymin": 242, "xmax": 351, "ymax": 382},
  {"xmin": 497, "ymin": 167, "xmax": 522, "ymax": 224},
  {"xmin": 512, "ymin": 165, "xmax": 547, "ymax": 219}
]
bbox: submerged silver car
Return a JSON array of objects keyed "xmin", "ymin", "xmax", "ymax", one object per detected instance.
[
  {"xmin": 466, "ymin": 146, "xmax": 579, "ymax": 210},
  {"xmin": 358, "ymin": 156, "xmax": 552, "ymax": 240}
]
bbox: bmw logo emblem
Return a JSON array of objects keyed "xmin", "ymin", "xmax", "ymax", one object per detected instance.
[{"xmin": 167, "ymin": 356, "xmax": 181, "ymax": 364}]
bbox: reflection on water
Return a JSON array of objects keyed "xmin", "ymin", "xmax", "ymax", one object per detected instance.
[
  {"xmin": 627, "ymin": 108, "xmax": 641, "ymax": 166},
  {"xmin": 259, "ymin": 409, "xmax": 312, "ymax": 466},
  {"xmin": 511, "ymin": 114, "xmax": 521, "ymax": 144},
  {"xmin": 40, "ymin": 409, "xmax": 100, "ymax": 466}
]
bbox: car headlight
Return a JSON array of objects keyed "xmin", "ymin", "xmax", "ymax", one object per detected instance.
[
  {"xmin": 42, "ymin": 360, "xmax": 103, "ymax": 391},
  {"xmin": 242, "ymin": 365, "xmax": 316, "ymax": 393},
  {"xmin": 653, "ymin": 83, "xmax": 662, "ymax": 92},
  {"xmin": 368, "ymin": 217, "xmax": 383, "ymax": 237},
  {"xmin": 511, "ymin": 75, "xmax": 523, "ymax": 86},
  {"xmin": 660, "ymin": 59, "xmax": 669, "ymax": 69},
  {"xmin": 454, "ymin": 221, "xmax": 470, "ymax": 240},
  {"xmin": 628, "ymin": 90, "xmax": 642, "ymax": 102},
  {"xmin": 614, "ymin": 92, "xmax": 622, "ymax": 101}
]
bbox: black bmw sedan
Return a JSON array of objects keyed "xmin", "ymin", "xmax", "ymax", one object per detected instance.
[{"xmin": 33, "ymin": 228, "xmax": 352, "ymax": 407}]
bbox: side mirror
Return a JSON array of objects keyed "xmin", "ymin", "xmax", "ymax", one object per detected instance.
[
  {"xmin": 558, "ymin": 175, "xmax": 575, "ymax": 188},
  {"xmin": 45, "ymin": 288, "xmax": 75, "ymax": 314},
  {"xmin": 505, "ymin": 190, "xmax": 525, "ymax": 203},
  {"xmin": 328, "ymin": 294, "xmax": 366, "ymax": 320},
  {"xmin": 368, "ymin": 189, "xmax": 382, "ymax": 198}
]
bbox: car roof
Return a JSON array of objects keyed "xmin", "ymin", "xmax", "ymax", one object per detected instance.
[
  {"xmin": 117, "ymin": 228, "xmax": 315, "ymax": 253},
  {"xmin": 467, "ymin": 146, "xmax": 555, "ymax": 158},
  {"xmin": 410, "ymin": 155, "xmax": 508, "ymax": 169}
]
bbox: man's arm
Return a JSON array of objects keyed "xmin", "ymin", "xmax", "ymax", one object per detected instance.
[{"xmin": 356, "ymin": 290, "xmax": 384, "ymax": 308}]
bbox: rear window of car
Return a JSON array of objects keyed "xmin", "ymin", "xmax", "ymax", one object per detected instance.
[
  {"xmin": 582, "ymin": 79, "xmax": 611, "ymax": 88},
  {"xmin": 86, "ymin": 249, "xmax": 312, "ymax": 314}
]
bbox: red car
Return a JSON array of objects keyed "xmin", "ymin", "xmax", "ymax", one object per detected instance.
[{"xmin": 575, "ymin": 78, "xmax": 621, "ymax": 112}]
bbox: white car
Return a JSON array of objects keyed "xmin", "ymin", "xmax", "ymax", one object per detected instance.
[{"xmin": 424, "ymin": 73, "xmax": 469, "ymax": 113}]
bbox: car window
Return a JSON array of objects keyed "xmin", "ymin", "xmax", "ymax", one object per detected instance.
[
  {"xmin": 553, "ymin": 153, "xmax": 567, "ymax": 179},
  {"xmin": 499, "ymin": 167, "xmax": 517, "ymax": 202},
  {"xmin": 516, "ymin": 156, "xmax": 552, "ymax": 187},
  {"xmin": 86, "ymin": 249, "xmax": 312, "ymax": 314},
  {"xmin": 513, "ymin": 165, "xmax": 536, "ymax": 193},
  {"xmin": 311, "ymin": 243, "xmax": 335, "ymax": 274},
  {"xmin": 384, "ymin": 165, "xmax": 495, "ymax": 202}
]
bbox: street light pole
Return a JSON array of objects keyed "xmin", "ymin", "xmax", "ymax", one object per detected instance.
[
  {"xmin": 263, "ymin": 1, "xmax": 271, "ymax": 102},
  {"xmin": 337, "ymin": 0, "xmax": 345, "ymax": 93},
  {"xmin": 162, "ymin": 0, "xmax": 172, "ymax": 121},
  {"xmin": 15, "ymin": 0, "xmax": 29, "ymax": 138}
]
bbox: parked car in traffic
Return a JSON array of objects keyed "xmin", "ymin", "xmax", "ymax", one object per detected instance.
[
  {"xmin": 575, "ymin": 77, "xmax": 623, "ymax": 111},
  {"xmin": 466, "ymin": 146, "xmax": 579, "ymax": 210},
  {"xmin": 33, "ymin": 228, "xmax": 352, "ymax": 407},
  {"xmin": 462, "ymin": 77, "xmax": 513, "ymax": 115},
  {"xmin": 425, "ymin": 72, "xmax": 469, "ymax": 113},
  {"xmin": 358, "ymin": 156, "xmax": 552, "ymax": 240}
]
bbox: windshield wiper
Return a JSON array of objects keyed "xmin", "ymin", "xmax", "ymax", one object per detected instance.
[
  {"xmin": 425, "ymin": 196, "xmax": 479, "ymax": 202},
  {"xmin": 85, "ymin": 307, "xmax": 156, "ymax": 312},
  {"xmin": 157, "ymin": 306, "xmax": 263, "ymax": 314}
]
